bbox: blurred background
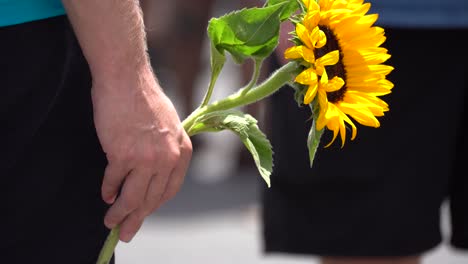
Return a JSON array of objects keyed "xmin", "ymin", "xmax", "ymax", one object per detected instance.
[{"xmin": 115, "ymin": 1, "xmax": 468, "ymax": 263}]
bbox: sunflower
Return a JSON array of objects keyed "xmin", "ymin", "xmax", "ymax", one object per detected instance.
[{"xmin": 285, "ymin": 0, "xmax": 394, "ymax": 147}]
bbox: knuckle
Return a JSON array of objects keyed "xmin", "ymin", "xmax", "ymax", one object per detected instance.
[
  {"xmin": 105, "ymin": 211, "xmax": 121, "ymax": 226},
  {"xmin": 133, "ymin": 208, "xmax": 148, "ymax": 219},
  {"xmin": 182, "ymin": 138, "xmax": 193, "ymax": 156},
  {"xmin": 166, "ymin": 149, "xmax": 181, "ymax": 165}
]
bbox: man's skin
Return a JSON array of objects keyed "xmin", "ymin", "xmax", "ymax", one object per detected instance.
[{"xmin": 61, "ymin": 0, "xmax": 193, "ymax": 243}]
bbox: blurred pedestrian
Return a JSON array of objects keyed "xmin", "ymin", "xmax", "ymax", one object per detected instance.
[{"xmin": 261, "ymin": 0, "xmax": 468, "ymax": 264}]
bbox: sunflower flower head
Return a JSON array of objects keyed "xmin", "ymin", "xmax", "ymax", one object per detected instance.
[{"xmin": 285, "ymin": 0, "xmax": 393, "ymax": 147}]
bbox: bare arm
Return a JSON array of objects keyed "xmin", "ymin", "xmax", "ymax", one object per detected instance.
[
  {"xmin": 62, "ymin": 0, "xmax": 192, "ymax": 242},
  {"xmin": 62, "ymin": 0, "xmax": 149, "ymax": 82}
]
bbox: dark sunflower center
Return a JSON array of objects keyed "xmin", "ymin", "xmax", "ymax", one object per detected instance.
[{"xmin": 314, "ymin": 26, "xmax": 347, "ymax": 103}]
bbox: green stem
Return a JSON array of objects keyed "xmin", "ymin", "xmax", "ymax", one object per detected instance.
[
  {"xmin": 182, "ymin": 61, "xmax": 298, "ymax": 134},
  {"xmin": 200, "ymin": 69, "xmax": 219, "ymax": 108},
  {"xmin": 241, "ymin": 58, "xmax": 263, "ymax": 96},
  {"xmin": 200, "ymin": 44, "xmax": 226, "ymax": 107},
  {"xmin": 96, "ymin": 226, "xmax": 120, "ymax": 264}
]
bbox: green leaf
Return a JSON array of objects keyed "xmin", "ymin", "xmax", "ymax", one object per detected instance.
[
  {"xmin": 307, "ymin": 100, "xmax": 323, "ymax": 167},
  {"xmin": 207, "ymin": 3, "xmax": 287, "ymax": 64},
  {"xmin": 307, "ymin": 119, "xmax": 323, "ymax": 167},
  {"xmin": 265, "ymin": 0, "xmax": 300, "ymax": 21},
  {"xmin": 192, "ymin": 110, "xmax": 273, "ymax": 187}
]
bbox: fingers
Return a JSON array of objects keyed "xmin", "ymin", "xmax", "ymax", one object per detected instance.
[
  {"xmin": 104, "ymin": 168, "xmax": 152, "ymax": 229},
  {"xmin": 103, "ymin": 134, "xmax": 193, "ymax": 243},
  {"xmin": 101, "ymin": 162, "xmax": 130, "ymax": 204},
  {"xmin": 119, "ymin": 211, "xmax": 145, "ymax": 243},
  {"xmin": 144, "ymin": 172, "xmax": 171, "ymax": 212},
  {"xmin": 116, "ymin": 137, "xmax": 192, "ymax": 242},
  {"xmin": 160, "ymin": 141, "xmax": 192, "ymax": 204},
  {"xmin": 117, "ymin": 174, "xmax": 169, "ymax": 242}
]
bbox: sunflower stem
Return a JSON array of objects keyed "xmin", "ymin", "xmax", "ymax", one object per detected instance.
[
  {"xmin": 241, "ymin": 58, "xmax": 263, "ymax": 96},
  {"xmin": 182, "ymin": 62, "xmax": 299, "ymax": 134},
  {"xmin": 96, "ymin": 226, "xmax": 120, "ymax": 264},
  {"xmin": 200, "ymin": 44, "xmax": 227, "ymax": 108},
  {"xmin": 200, "ymin": 68, "xmax": 219, "ymax": 108}
]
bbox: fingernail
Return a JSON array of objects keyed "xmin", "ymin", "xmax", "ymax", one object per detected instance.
[{"xmin": 104, "ymin": 194, "xmax": 116, "ymax": 204}]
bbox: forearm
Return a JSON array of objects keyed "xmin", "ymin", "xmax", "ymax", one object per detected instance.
[{"xmin": 61, "ymin": 0, "xmax": 152, "ymax": 85}]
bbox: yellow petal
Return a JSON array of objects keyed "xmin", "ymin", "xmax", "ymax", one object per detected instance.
[
  {"xmin": 352, "ymin": 2, "xmax": 371, "ymax": 15},
  {"xmin": 316, "ymin": 90, "xmax": 329, "ymax": 130},
  {"xmin": 296, "ymin": 23, "xmax": 313, "ymax": 49},
  {"xmin": 339, "ymin": 109, "xmax": 357, "ymax": 140},
  {"xmin": 304, "ymin": 83, "xmax": 319, "ymax": 104},
  {"xmin": 346, "ymin": 91, "xmax": 389, "ymax": 110},
  {"xmin": 358, "ymin": 14, "xmax": 379, "ymax": 27},
  {"xmin": 323, "ymin": 76, "xmax": 345, "ymax": 92},
  {"xmin": 343, "ymin": 92, "xmax": 387, "ymax": 116},
  {"xmin": 325, "ymin": 120, "xmax": 340, "ymax": 147},
  {"xmin": 380, "ymin": 79, "xmax": 394, "ymax": 89},
  {"xmin": 302, "ymin": 46, "xmax": 316, "ymax": 63},
  {"xmin": 310, "ymin": 26, "xmax": 327, "ymax": 48},
  {"xmin": 320, "ymin": 69, "xmax": 329, "ymax": 84},
  {"xmin": 338, "ymin": 116, "xmax": 346, "ymax": 148},
  {"xmin": 303, "ymin": 11, "xmax": 320, "ymax": 30},
  {"xmin": 284, "ymin": 46, "xmax": 303, "ymax": 59},
  {"xmin": 295, "ymin": 68, "xmax": 318, "ymax": 85},
  {"xmin": 339, "ymin": 103, "xmax": 381, "ymax": 127},
  {"xmin": 305, "ymin": 0, "xmax": 320, "ymax": 11},
  {"xmin": 317, "ymin": 50, "xmax": 340, "ymax": 67},
  {"xmin": 323, "ymin": 104, "xmax": 341, "ymax": 144},
  {"xmin": 342, "ymin": 48, "xmax": 391, "ymax": 65},
  {"xmin": 319, "ymin": 0, "xmax": 332, "ymax": 11}
]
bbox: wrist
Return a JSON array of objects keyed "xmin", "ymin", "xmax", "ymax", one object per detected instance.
[{"xmin": 91, "ymin": 60, "xmax": 161, "ymax": 94}]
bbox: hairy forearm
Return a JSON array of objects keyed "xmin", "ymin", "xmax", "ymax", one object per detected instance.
[{"xmin": 61, "ymin": 0, "xmax": 151, "ymax": 84}]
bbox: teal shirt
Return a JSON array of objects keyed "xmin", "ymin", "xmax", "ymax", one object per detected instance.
[{"xmin": 0, "ymin": 0, "xmax": 65, "ymax": 27}]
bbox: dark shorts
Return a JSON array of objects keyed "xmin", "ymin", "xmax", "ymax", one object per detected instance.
[
  {"xmin": 262, "ymin": 28, "xmax": 468, "ymax": 256},
  {"xmin": 0, "ymin": 16, "xmax": 113, "ymax": 263}
]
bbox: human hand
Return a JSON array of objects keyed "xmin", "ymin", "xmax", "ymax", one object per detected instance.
[{"xmin": 91, "ymin": 68, "xmax": 192, "ymax": 242}]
